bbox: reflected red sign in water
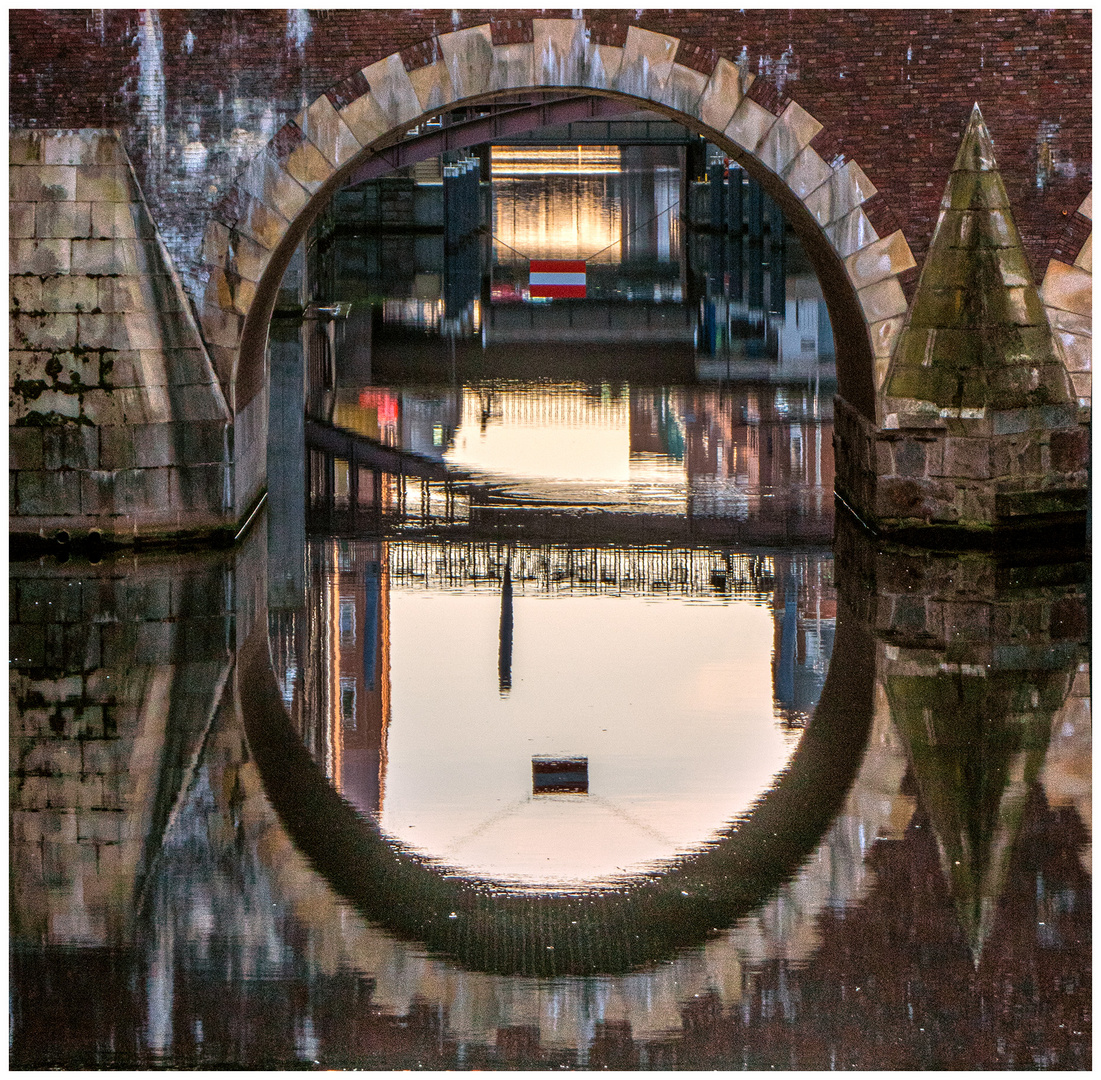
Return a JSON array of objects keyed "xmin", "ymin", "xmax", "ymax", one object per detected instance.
[{"xmin": 359, "ymin": 389, "xmax": 400, "ymax": 426}]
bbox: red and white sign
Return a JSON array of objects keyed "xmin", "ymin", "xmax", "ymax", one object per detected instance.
[{"xmin": 529, "ymin": 259, "xmax": 586, "ymax": 299}]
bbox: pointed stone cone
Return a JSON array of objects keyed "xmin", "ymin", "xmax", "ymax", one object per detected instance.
[
  {"xmin": 885, "ymin": 666, "xmax": 1060, "ymax": 964},
  {"xmin": 884, "ymin": 104, "xmax": 1073, "ymax": 415}
]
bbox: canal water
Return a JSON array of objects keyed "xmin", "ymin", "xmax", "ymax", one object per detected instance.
[{"xmin": 9, "ymin": 148, "xmax": 1090, "ymax": 1069}]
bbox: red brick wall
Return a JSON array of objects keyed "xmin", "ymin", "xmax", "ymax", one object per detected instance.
[{"xmin": 9, "ymin": 9, "xmax": 1091, "ymax": 291}]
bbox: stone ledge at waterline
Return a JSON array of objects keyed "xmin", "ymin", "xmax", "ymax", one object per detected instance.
[
  {"xmin": 9, "ymin": 130, "xmax": 242, "ymax": 551},
  {"xmin": 837, "ymin": 106, "xmax": 1089, "ymax": 541}
]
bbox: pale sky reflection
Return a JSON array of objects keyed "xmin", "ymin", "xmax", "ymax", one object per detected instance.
[{"xmin": 380, "ymin": 590, "xmax": 798, "ymax": 887}]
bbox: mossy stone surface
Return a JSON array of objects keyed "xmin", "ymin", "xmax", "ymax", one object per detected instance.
[{"xmin": 885, "ymin": 105, "xmax": 1072, "ymax": 412}]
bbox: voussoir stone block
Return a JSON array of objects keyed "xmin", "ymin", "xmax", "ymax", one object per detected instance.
[
  {"xmin": 1055, "ymin": 331, "xmax": 1091, "ymax": 377},
  {"xmin": 723, "ymin": 96, "xmax": 778, "ymax": 156},
  {"xmin": 805, "ymin": 160, "xmax": 877, "ymax": 228},
  {"xmin": 281, "ymin": 135, "xmax": 335, "ymax": 195},
  {"xmin": 222, "ymin": 232, "xmax": 272, "ymax": 285},
  {"xmin": 696, "ymin": 58, "xmax": 746, "ymax": 135},
  {"xmin": 200, "ymin": 220, "xmax": 231, "ymax": 269},
  {"xmin": 870, "ymin": 316, "xmax": 906, "ymax": 361},
  {"xmin": 299, "ymin": 95, "xmax": 363, "ymax": 169},
  {"xmin": 782, "ymin": 145, "xmax": 833, "ymax": 202},
  {"xmin": 490, "ymin": 39, "xmax": 536, "ymax": 92},
  {"xmin": 757, "ymin": 101, "xmax": 823, "ymax": 177},
  {"xmin": 659, "ymin": 63, "xmax": 709, "ymax": 118},
  {"xmin": 440, "ymin": 25, "xmax": 494, "ymax": 99},
  {"xmin": 844, "ymin": 230, "xmax": 917, "ymax": 291},
  {"xmin": 407, "ymin": 57, "xmax": 454, "ymax": 115},
  {"xmin": 1072, "ymin": 232, "xmax": 1091, "ymax": 274},
  {"xmin": 236, "ymin": 152, "xmax": 311, "ymax": 222},
  {"xmin": 825, "ymin": 206, "xmax": 880, "ymax": 260},
  {"xmin": 199, "ymin": 305, "xmax": 244, "ymax": 350},
  {"xmin": 857, "ymin": 277, "xmax": 909, "ymax": 324},
  {"xmin": 336, "ymin": 89, "xmax": 391, "ymax": 150},
  {"xmin": 233, "ymin": 194, "xmax": 290, "ymax": 252},
  {"xmin": 362, "ymin": 53, "xmax": 423, "ymax": 129},
  {"xmin": 533, "ymin": 19, "xmax": 586, "ymax": 87},
  {"xmin": 204, "ymin": 267, "xmax": 257, "ymax": 317},
  {"xmin": 1041, "ymin": 259, "xmax": 1091, "ymax": 318},
  {"xmin": 616, "ymin": 26, "xmax": 678, "ymax": 99}
]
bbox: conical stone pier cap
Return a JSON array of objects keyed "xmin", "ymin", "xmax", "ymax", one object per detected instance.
[{"xmin": 884, "ymin": 104, "xmax": 1073, "ymax": 415}]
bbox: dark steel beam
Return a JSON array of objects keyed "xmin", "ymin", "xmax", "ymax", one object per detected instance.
[{"xmin": 341, "ymin": 94, "xmax": 639, "ymax": 189}]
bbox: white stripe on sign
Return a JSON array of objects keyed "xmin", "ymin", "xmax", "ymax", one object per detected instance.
[{"xmin": 529, "ymin": 272, "xmax": 586, "ymax": 286}]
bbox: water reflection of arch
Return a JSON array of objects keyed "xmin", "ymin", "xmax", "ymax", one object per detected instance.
[{"xmin": 240, "ymin": 584, "xmax": 875, "ymax": 978}]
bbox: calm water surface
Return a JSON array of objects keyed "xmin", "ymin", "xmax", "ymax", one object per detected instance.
[{"xmin": 9, "ymin": 149, "xmax": 1090, "ymax": 1069}]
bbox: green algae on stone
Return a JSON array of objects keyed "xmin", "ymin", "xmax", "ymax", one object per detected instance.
[{"xmin": 884, "ymin": 104, "xmax": 1073, "ymax": 415}]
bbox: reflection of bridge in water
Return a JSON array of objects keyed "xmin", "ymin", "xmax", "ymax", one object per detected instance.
[
  {"xmin": 9, "ymin": 510, "xmax": 1089, "ymax": 1065},
  {"xmin": 302, "ymin": 415, "xmax": 834, "ymax": 547},
  {"xmin": 387, "ymin": 538, "xmax": 776, "ymax": 601}
]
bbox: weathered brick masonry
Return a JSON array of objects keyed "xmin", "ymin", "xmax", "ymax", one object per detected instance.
[{"xmin": 10, "ymin": 9, "xmax": 1091, "ymax": 290}]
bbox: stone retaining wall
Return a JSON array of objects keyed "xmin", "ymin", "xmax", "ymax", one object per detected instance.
[{"xmin": 9, "ymin": 130, "xmax": 240, "ymax": 546}]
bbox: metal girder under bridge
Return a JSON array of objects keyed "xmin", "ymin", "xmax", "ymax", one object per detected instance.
[{"xmin": 341, "ymin": 94, "xmax": 654, "ymax": 189}]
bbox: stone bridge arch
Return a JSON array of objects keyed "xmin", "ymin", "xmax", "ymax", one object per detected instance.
[{"xmin": 198, "ymin": 19, "xmax": 918, "ymax": 513}]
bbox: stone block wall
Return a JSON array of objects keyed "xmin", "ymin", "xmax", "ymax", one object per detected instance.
[
  {"xmin": 9, "ymin": 130, "xmax": 237, "ymax": 546},
  {"xmin": 834, "ymin": 396, "xmax": 1089, "ymax": 536}
]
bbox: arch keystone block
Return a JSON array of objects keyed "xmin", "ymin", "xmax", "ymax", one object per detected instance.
[
  {"xmin": 616, "ymin": 26, "xmax": 679, "ymax": 98},
  {"xmin": 533, "ymin": 18, "xmax": 587, "ymax": 86}
]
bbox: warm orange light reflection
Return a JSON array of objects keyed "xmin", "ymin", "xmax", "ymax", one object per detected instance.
[
  {"xmin": 491, "ymin": 145, "xmax": 622, "ymax": 176},
  {"xmin": 492, "ymin": 146, "xmax": 623, "ymax": 264}
]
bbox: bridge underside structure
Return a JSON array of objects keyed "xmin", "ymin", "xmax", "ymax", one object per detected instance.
[{"xmin": 8, "ymin": 13, "xmax": 1091, "ymax": 549}]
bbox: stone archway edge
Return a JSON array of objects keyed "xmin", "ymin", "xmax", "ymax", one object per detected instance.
[
  {"xmin": 197, "ymin": 19, "xmax": 918, "ymax": 409},
  {"xmin": 1040, "ymin": 191, "xmax": 1093, "ymax": 408}
]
